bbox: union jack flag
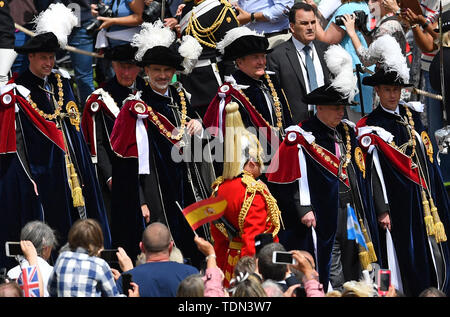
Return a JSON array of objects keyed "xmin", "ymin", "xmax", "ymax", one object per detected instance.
[{"xmin": 17, "ymin": 266, "xmax": 40, "ymax": 297}]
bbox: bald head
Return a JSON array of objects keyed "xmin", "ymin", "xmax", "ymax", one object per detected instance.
[{"xmin": 141, "ymin": 222, "xmax": 172, "ymax": 254}]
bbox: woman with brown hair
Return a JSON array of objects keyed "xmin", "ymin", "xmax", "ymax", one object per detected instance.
[{"xmin": 47, "ymin": 219, "xmax": 139, "ymax": 297}]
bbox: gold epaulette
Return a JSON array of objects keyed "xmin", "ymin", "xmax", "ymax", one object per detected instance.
[{"xmin": 239, "ymin": 172, "xmax": 281, "ymax": 238}]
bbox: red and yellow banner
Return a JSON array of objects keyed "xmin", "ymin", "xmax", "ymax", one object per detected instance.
[{"xmin": 182, "ymin": 196, "xmax": 227, "ymax": 231}]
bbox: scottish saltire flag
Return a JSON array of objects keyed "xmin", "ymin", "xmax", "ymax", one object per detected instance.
[
  {"xmin": 346, "ymin": 204, "xmax": 368, "ymax": 250},
  {"xmin": 17, "ymin": 265, "xmax": 40, "ymax": 297}
]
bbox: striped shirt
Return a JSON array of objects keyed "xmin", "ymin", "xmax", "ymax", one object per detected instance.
[{"xmin": 420, "ymin": 0, "xmax": 440, "ymax": 71}]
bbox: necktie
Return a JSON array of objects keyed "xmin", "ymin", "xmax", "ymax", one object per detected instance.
[
  {"xmin": 44, "ymin": 81, "xmax": 52, "ymax": 101},
  {"xmin": 303, "ymin": 45, "xmax": 318, "ymax": 91}
]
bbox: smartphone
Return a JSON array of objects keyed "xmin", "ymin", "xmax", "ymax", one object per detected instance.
[
  {"xmin": 100, "ymin": 249, "xmax": 119, "ymax": 263},
  {"xmin": 5, "ymin": 242, "xmax": 23, "ymax": 257},
  {"xmin": 122, "ymin": 273, "xmax": 133, "ymax": 297},
  {"xmin": 377, "ymin": 269, "xmax": 391, "ymax": 296},
  {"xmin": 272, "ymin": 251, "xmax": 297, "ymax": 265}
]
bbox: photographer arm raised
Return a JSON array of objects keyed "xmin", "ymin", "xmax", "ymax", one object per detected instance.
[
  {"xmin": 342, "ymin": 14, "xmax": 375, "ymax": 66},
  {"xmin": 401, "ymin": 8, "xmax": 438, "ymax": 52},
  {"xmin": 314, "ymin": 13, "xmax": 346, "ymax": 45},
  {"xmin": 96, "ymin": 0, "xmax": 144, "ymax": 30}
]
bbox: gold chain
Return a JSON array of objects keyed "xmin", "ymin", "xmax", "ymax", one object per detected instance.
[
  {"xmin": 341, "ymin": 124, "xmax": 352, "ymax": 169},
  {"xmin": 238, "ymin": 72, "xmax": 284, "ymax": 132},
  {"xmin": 264, "ymin": 73, "xmax": 284, "ymax": 131},
  {"xmin": 147, "ymin": 88, "xmax": 187, "ymax": 141},
  {"xmin": 389, "ymin": 105, "xmax": 417, "ymax": 159},
  {"xmin": 28, "ymin": 73, "xmax": 64, "ymax": 120}
]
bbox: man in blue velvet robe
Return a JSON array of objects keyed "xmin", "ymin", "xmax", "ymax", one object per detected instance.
[
  {"xmin": 357, "ymin": 69, "xmax": 450, "ymax": 296},
  {"xmin": 0, "ymin": 30, "xmax": 111, "ymax": 270},
  {"xmin": 82, "ymin": 43, "xmax": 145, "ymax": 226},
  {"xmin": 109, "ymin": 25, "xmax": 215, "ymax": 269},
  {"xmin": 265, "ymin": 45, "xmax": 379, "ymax": 292}
]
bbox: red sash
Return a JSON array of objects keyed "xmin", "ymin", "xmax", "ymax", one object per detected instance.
[
  {"xmin": 266, "ymin": 129, "xmax": 349, "ymax": 187},
  {"xmin": 0, "ymin": 88, "xmax": 65, "ymax": 153},
  {"xmin": 359, "ymin": 133, "xmax": 428, "ymax": 189}
]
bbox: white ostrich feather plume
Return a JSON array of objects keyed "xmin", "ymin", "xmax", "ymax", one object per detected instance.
[
  {"xmin": 132, "ymin": 20, "xmax": 176, "ymax": 62},
  {"xmin": 33, "ymin": 3, "xmax": 78, "ymax": 48},
  {"xmin": 178, "ymin": 35, "xmax": 203, "ymax": 74},
  {"xmin": 368, "ymin": 34, "xmax": 410, "ymax": 84},
  {"xmin": 325, "ymin": 45, "xmax": 358, "ymax": 103},
  {"xmin": 216, "ymin": 26, "xmax": 264, "ymax": 55}
]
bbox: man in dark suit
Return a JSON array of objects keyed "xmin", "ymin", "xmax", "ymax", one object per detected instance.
[{"xmin": 267, "ymin": 2, "xmax": 330, "ymax": 125}]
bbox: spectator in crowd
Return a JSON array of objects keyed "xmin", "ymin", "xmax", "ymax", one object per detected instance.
[
  {"xmin": 314, "ymin": 0, "xmax": 375, "ymax": 121},
  {"xmin": 230, "ymin": 273, "xmax": 267, "ymax": 297},
  {"xmin": 9, "ymin": 0, "xmax": 39, "ymax": 75},
  {"xmin": 255, "ymin": 243, "xmax": 304, "ymax": 293},
  {"xmin": 234, "ymin": 0, "xmax": 294, "ymax": 48},
  {"xmin": 234, "ymin": 256, "xmax": 258, "ymax": 278},
  {"xmin": 261, "ymin": 279, "xmax": 285, "ymax": 296},
  {"xmin": 7, "ymin": 221, "xmax": 57, "ymax": 297},
  {"xmin": 341, "ymin": 0, "xmax": 408, "ymax": 66},
  {"xmin": 91, "ymin": 0, "xmax": 144, "ymax": 49},
  {"xmin": 0, "ymin": 281, "xmax": 23, "ymax": 297},
  {"xmin": 115, "ymin": 222, "xmax": 199, "ymax": 297},
  {"xmin": 341, "ymin": 279, "xmax": 377, "ymax": 297},
  {"xmin": 419, "ymin": 286, "xmax": 447, "ymax": 297},
  {"xmin": 267, "ymin": 2, "xmax": 331, "ymax": 124},
  {"xmin": 176, "ymin": 235, "xmax": 228, "ymax": 297},
  {"xmin": 91, "ymin": 0, "xmax": 144, "ymax": 83},
  {"xmin": 59, "ymin": 0, "xmax": 97, "ymax": 107},
  {"xmin": 47, "ymin": 219, "xmax": 139, "ymax": 297},
  {"xmin": 193, "ymin": 236, "xmax": 227, "ymax": 297},
  {"xmin": 400, "ymin": 5, "xmax": 450, "ymax": 186},
  {"xmin": 176, "ymin": 274, "xmax": 205, "ymax": 297}
]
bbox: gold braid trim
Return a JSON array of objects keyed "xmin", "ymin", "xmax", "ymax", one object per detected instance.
[
  {"xmin": 239, "ymin": 172, "xmax": 281, "ymax": 238},
  {"xmin": 185, "ymin": 0, "xmax": 238, "ymax": 49}
]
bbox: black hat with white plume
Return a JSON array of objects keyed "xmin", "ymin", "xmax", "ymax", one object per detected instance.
[{"xmin": 14, "ymin": 3, "xmax": 78, "ymax": 54}]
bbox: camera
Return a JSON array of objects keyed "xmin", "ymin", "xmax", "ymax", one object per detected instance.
[
  {"xmin": 335, "ymin": 10, "xmax": 371, "ymax": 36},
  {"xmin": 142, "ymin": 0, "xmax": 163, "ymax": 23},
  {"xmin": 86, "ymin": 2, "xmax": 114, "ymax": 36}
]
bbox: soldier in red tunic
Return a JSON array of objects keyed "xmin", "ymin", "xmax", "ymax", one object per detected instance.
[{"xmin": 209, "ymin": 101, "xmax": 282, "ymax": 286}]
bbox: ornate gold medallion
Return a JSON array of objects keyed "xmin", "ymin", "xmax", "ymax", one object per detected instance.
[
  {"xmin": 421, "ymin": 131, "xmax": 434, "ymax": 163},
  {"xmin": 354, "ymin": 146, "xmax": 366, "ymax": 178},
  {"xmin": 66, "ymin": 101, "xmax": 80, "ymax": 132}
]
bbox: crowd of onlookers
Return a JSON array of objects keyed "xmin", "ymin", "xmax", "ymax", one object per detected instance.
[
  {"xmin": 0, "ymin": 219, "xmax": 447, "ymax": 298},
  {"xmin": 2, "ymin": 0, "xmax": 449, "ymax": 298}
]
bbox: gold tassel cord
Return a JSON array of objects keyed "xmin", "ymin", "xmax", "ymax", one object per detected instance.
[
  {"xmin": 358, "ymin": 245, "xmax": 371, "ymax": 271},
  {"xmin": 358, "ymin": 218, "xmax": 377, "ymax": 263},
  {"xmin": 422, "ymin": 190, "xmax": 435, "ymax": 236},
  {"xmin": 429, "ymin": 197, "xmax": 447, "ymax": 243},
  {"xmin": 68, "ymin": 162, "xmax": 85, "ymax": 207}
]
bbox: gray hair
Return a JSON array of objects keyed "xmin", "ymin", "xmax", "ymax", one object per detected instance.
[
  {"xmin": 20, "ymin": 221, "xmax": 57, "ymax": 256},
  {"xmin": 261, "ymin": 280, "xmax": 284, "ymax": 297}
]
